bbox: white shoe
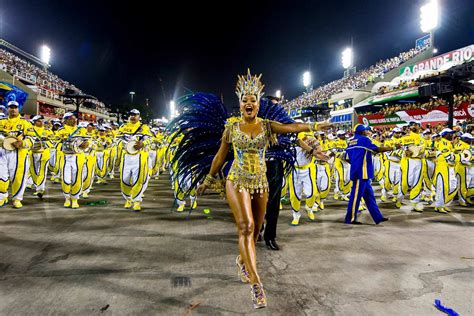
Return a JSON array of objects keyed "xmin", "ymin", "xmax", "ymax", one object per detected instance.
[{"xmin": 291, "ymin": 211, "xmax": 301, "ymax": 226}]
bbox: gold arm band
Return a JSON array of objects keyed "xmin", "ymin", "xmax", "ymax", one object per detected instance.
[{"xmin": 309, "ymin": 122, "xmax": 318, "ymax": 132}]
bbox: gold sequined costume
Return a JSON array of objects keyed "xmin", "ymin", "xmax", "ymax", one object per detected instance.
[{"xmin": 222, "ymin": 117, "xmax": 277, "ymax": 195}]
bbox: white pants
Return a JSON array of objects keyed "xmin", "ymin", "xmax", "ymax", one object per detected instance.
[
  {"xmin": 434, "ymin": 167, "xmax": 457, "ymax": 208},
  {"xmin": 315, "ymin": 164, "xmax": 330, "ymax": 193},
  {"xmin": 63, "ymin": 155, "xmax": 82, "ymax": 199},
  {"xmin": 387, "ymin": 161, "xmax": 401, "ymax": 188},
  {"xmin": 148, "ymin": 150, "xmax": 157, "ymax": 176},
  {"xmin": 121, "ymin": 154, "xmax": 147, "ymax": 202},
  {"xmin": 291, "ymin": 168, "xmax": 313, "ymax": 200},
  {"xmin": 334, "ymin": 161, "xmax": 350, "ymax": 197},
  {"xmin": 0, "ymin": 149, "xmax": 30, "ymax": 201},
  {"xmin": 49, "ymin": 148, "xmax": 56, "ymax": 173},
  {"xmin": 31, "ymin": 153, "xmax": 47, "ymax": 192}
]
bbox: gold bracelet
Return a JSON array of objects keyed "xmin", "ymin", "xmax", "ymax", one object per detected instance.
[{"xmin": 309, "ymin": 122, "xmax": 318, "ymax": 132}]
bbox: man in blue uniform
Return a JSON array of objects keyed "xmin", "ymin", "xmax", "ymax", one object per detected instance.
[{"xmin": 345, "ymin": 124, "xmax": 393, "ymax": 225}]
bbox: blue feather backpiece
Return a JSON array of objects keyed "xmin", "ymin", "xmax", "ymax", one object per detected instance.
[
  {"xmin": 166, "ymin": 93, "xmax": 297, "ymax": 196},
  {"xmin": 166, "ymin": 93, "xmax": 230, "ymax": 194}
]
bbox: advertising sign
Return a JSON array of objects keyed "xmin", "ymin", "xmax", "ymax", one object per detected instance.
[
  {"xmin": 358, "ymin": 102, "xmax": 473, "ymax": 127},
  {"xmin": 400, "ymin": 44, "xmax": 474, "ymax": 76}
]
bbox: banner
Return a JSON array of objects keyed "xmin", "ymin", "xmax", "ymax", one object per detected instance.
[
  {"xmin": 358, "ymin": 102, "xmax": 474, "ymax": 127},
  {"xmin": 415, "ymin": 34, "xmax": 431, "ymax": 49},
  {"xmin": 400, "ymin": 44, "xmax": 474, "ymax": 76}
]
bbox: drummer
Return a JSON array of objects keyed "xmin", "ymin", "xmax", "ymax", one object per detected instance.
[
  {"xmin": 56, "ymin": 112, "xmax": 89, "ymax": 209},
  {"xmin": 117, "ymin": 109, "xmax": 152, "ymax": 212},
  {"xmin": 29, "ymin": 115, "xmax": 54, "ymax": 199},
  {"xmin": 0, "ymin": 101, "xmax": 35, "ymax": 208}
]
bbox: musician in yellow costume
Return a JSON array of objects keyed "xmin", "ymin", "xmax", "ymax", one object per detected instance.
[
  {"xmin": 95, "ymin": 125, "xmax": 112, "ymax": 184},
  {"xmin": 107, "ymin": 122, "xmax": 119, "ymax": 179},
  {"xmin": 382, "ymin": 128, "xmax": 402, "ymax": 202},
  {"xmin": 289, "ymin": 132, "xmax": 318, "ymax": 226},
  {"xmin": 49, "ymin": 120, "xmax": 63, "ymax": 183},
  {"xmin": 81, "ymin": 122, "xmax": 97, "ymax": 198},
  {"xmin": 331, "ymin": 130, "xmax": 351, "ymax": 201},
  {"xmin": 371, "ymin": 133, "xmax": 386, "ymax": 201},
  {"xmin": 397, "ymin": 121, "xmax": 425, "ymax": 211},
  {"xmin": 313, "ymin": 131, "xmax": 331, "ymax": 211},
  {"xmin": 433, "ymin": 128, "xmax": 460, "ymax": 213},
  {"xmin": 29, "ymin": 115, "xmax": 54, "ymax": 198},
  {"xmin": 0, "ymin": 101, "xmax": 34, "ymax": 208},
  {"xmin": 455, "ymin": 133, "xmax": 473, "ymax": 206},
  {"xmin": 57, "ymin": 112, "xmax": 89, "ymax": 209},
  {"xmin": 421, "ymin": 130, "xmax": 437, "ymax": 202},
  {"xmin": 118, "ymin": 109, "xmax": 152, "ymax": 211}
]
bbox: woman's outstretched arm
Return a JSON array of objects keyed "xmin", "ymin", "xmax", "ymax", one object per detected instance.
[{"xmin": 270, "ymin": 121, "xmax": 333, "ymax": 134}]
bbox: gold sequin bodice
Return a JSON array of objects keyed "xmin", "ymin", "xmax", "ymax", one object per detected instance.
[{"xmin": 223, "ymin": 118, "xmax": 277, "ymax": 195}]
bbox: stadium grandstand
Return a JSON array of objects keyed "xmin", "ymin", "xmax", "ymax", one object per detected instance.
[
  {"xmin": 284, "ymin": 42, "xmax": 474, "ymax": 132},
  {"xmin": 0, "ymin": 39, "xmax": 115, "ymax": 122}
]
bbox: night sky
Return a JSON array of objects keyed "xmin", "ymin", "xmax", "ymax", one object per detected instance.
[{"xmin": 2, "ymin": 0, "xmax": 473, "ymax": 116}]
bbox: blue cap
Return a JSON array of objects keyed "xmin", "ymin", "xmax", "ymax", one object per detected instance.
[{"xmin": 354, "ymin": 124, "xmax": 370, "ymax": 134}]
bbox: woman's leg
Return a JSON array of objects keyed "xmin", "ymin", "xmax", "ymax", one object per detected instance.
[{"xmin": 226, "ymin": 181, "xmax": 261, "ymax": 284}]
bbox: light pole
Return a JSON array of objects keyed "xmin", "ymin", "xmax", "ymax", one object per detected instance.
[
  {"xmin": 40, "ymin": 45, "xmax": 51, "ymax": 70},
  {"xmin": 129, "ymin": 91, "xmax": 135, "ymax": 104},
  {"xmin": 420, "ymin": 0, "xmax": 439, "ymax": 49},
  {"xmin": 341, "ymin": 47, "xmax": 356, "ymax": 78},
  {"xmin": 303, "ymin": 71, "xmax": 312, "ymax": 93}
]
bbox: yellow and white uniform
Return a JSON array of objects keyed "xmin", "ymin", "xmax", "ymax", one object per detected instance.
[
  {"xmin": 433, "ymin": 137, "xmax": 458, "ymax": 210},
  {"xmin": 331, "ymin": 137, "xmax": 351, "ymax": 200},
  {"xmin": 147, "ymin": 131, "xmax": 161, "ymax": 179},
  {"xmin": 57, "ymin": 125, "xmax": 88, "ymax": 202},
  {"xmin": 107, "ymin": 127, "xmax": 119, "ymax": 178},
  {"xmin": 371, "ymin": 138, "xmax": 386, "ymax": 197},
  {"xmin": 289, "ymin": 133, "xmax": 317, "ymax": 224},
  {"xmin": 454, "ymin": 140, "xmax": 473, "ymax": 205},
  {"xmin": 397, "ymin": 131, "xmax": 425, "ymax": 204},
  {"xmin": 383, "ymin": 136, "xmax": 401, "ymax": 199},
  {"xmin": 0, "ymin": 116, "xmax": 34, "ymax": 204},
  {"xmin": 29, "ymin": 125, "xmax": 54, "ymax": 194},
  {"xmin": 81, "ymin": 129, "xmax": 97, "ymax": 197},
  {"xmin": 94, "ymin": 133, "xmax": 112, "ymax": 183},
  {"xmin": 118, "ymin": 121, "xmax": 152, "ymax": 204},
  {"xmin": 422, "ymin": 137, "xmax": 437, "ymax": 200},
  {"xmin": 49, "ymin": 130, "xmax": 62, "ymax": 182},
  {"xmin": 313, "ymin": 136, "xmax": 331, "ymax": 210}
]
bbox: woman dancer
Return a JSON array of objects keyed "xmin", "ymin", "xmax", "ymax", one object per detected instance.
[{"xmin": 195, "ymin": 70, "xmax": 331, "ymax": 308}]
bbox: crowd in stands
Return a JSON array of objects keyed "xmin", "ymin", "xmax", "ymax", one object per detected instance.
[
  {"xmin": 376, "ymin": 79, "xmax": 419, "ymax": 95},
  {"xmin": 283, "ymin": 45, "xmax": 429, "ymax": 110},
  {"xmin": 360, "ymin": 92, "xmax": 474, "ymax": 116},
  {"xmin": 0, "ymin": 48, "xmax": 111, "ymax": 115}
]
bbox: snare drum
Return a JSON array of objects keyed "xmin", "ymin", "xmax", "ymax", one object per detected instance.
[
  {"xmin": 62, "ymin": 138, "xmax": 83, "ymax": 155},
  {"xmin": 125, "ymin": 140, "xmax": 140, "ymax": 155},
  {"xmin": 2, "ymin": 136, "xmax": 18, "ymax": 151},
  {"xmin": 461, "ymin": 149, "xmax": 472, "ymax": 165},
  {"xmin": 407, "ymin": 145, "xmax": 424, "ymax": 158},
  {"xmin": 31, "ymin": 140, "xmax": 45, "ymax": 153}
]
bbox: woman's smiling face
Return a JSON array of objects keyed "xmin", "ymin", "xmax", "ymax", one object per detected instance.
[{"xmin": 240, "ymin": 94, "xmax": 258, "ymax": 120}]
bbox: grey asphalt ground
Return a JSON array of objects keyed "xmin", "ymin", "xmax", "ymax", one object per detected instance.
[{"xmin": 0, "ymin": 174, "xmax": 472, "ymax": 315}]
